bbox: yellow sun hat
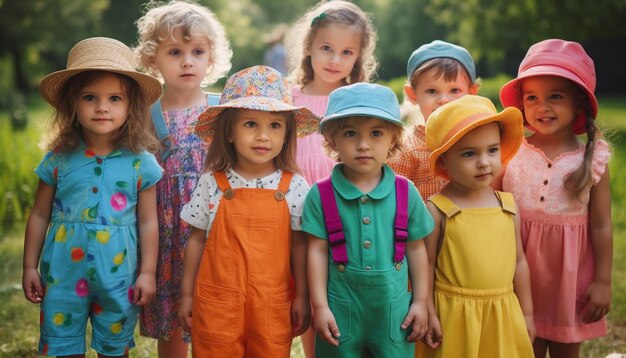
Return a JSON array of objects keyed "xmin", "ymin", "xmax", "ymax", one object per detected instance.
[{"xmin": 426, "ymin": 95, "xmax": 524, "ymax": 179}]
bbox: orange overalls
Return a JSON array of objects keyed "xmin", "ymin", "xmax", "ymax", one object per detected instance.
[{"xmin": 191, "ymin": 171, "xmax": 295, "ymax": 357}]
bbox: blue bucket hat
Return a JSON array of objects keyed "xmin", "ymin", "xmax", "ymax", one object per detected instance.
[
  {"xmin": 406, "ymin": 40, "xmax": 476, "ymax": 82},
  {"xmin": 320, "ymin": 83, "xmax": 402, "ymax": 132}
]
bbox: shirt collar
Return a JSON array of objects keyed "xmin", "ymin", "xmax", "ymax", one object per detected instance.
[{"xmin": 330, "ymin": 164, "xmax": 395, "ymax": 200}]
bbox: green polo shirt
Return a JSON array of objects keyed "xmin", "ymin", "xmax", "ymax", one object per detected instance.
[{"xmin": 302, "ymin": 164, "xmax": 434, "ymax": 270}]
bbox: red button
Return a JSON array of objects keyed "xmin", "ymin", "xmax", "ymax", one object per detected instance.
[{"xmin": 96, "ymin": 158, "xmax": 103, "ymax": 164}]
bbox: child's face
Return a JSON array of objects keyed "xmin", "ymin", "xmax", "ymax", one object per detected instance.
[
  {"xmin": 328, "ymin": 117, "xmax": 396, "ymax": 179},
  {"xmin": 521, "ymin": 75, "xmax": 583, "ymax": 137},
  {"xmin": 406, "ymin": 67, "xmax": 477, "ymax": 121},
  {"xmin": 152, "ymin": 27, "xmax": 212, "ymax": 91},
  {"xmin": 229, "ymin": 109, "xmax": 287, "ymax": 177},
  {"xmin": 76, "ymin": 73, "xmax": 129, "ymax": 143},
  {"xmin": 307, "ymin": 23, "xmax": 361, "ymax": 90},
  {"xmin": 439, "ymin": 122, "xmax": 502, "ymax": 190}
]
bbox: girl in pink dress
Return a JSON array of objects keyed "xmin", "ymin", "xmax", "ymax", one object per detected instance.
[
  {"xmin": 500, "ymin": 39, "xmax": 612, "ymax": 358},
  {"xmin": 286, "ymin": 0, "xmax": 378, "ymax": 186},
  {"xmin": 285, "ymin": 2, "xmax": 379, "ymax": 355},
  {"xmin": 134, "ymin": 2, "xmax": 232, "ymax": 357}
]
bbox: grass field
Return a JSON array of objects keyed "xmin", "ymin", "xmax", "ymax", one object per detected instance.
[{"xmin": 0, "ymin": 96, "xmax": 625, "ymax": 357}]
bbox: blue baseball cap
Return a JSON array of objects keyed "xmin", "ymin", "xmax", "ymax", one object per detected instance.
[
  {"xmin": 320, "ymin": 83, "xmax": 402, "ymax": 132},
  {"xmin": 406, "ymin": 40, "xmax": 476, "ymax": 82}
]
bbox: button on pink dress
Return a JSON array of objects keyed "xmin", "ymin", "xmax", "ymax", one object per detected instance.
[
  {"xmin": 503, "ymin": 138, "xmax": 610, "ymax": 343},
  {"xmin": 292, "ymin": 85, "xmax": 336, "ymax": 185}
]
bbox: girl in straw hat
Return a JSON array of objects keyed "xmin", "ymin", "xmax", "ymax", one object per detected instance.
[
  {"xmin": 22, "ymin": 37, "xmax": 163, "ymax": 357},
  {"xmin": 418, "ymin": 95, "xmax": 535, "ymax": 357},
  {"xmin": 500, "ymin": 39, "xmax": 612, "ymax": 358},
  {"xmin": 133, "ymin": 2, "xmax": 232, "ymax": 356},
  {"xmin": 177, "ymin": 65, "xmax": 318, "ymax": 357}
]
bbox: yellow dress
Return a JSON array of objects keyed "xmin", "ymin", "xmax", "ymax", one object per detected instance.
[{"xmin": 416, "ymin": 192, "xmax": 533, "ymax": 358}]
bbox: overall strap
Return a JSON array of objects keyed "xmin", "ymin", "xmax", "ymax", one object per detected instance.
[
  {"xmin": 207, "ymin": 92, "xmax": 221, "ymax": 106},
  {"xmin": 151, "ymin": 94, "xmax": 221, "ymax": 161},
  {"xmin": 393, "ymin": 175, "xmax": 409, "ymax": 263},
  {"xmin": 317, "ymin": 177, "xmax": 348, "ymax": 264},
  {"xmin": 214, "ymin": 171, "xmax": 234, "ymax": 200},
  {"xmin": 275, "ymin": 171, "xmax": 294, "ymax": 201},
  {"xmin": 428, "ymin": 193, "xmax": 461, "ymax": 218},
  {"xmin": 494, "ymin": 191, "xmax": 517, "ymax": 215},
  {"xmin": 150, "ymin": 99, "xmax": 172, "ymax": 161}
]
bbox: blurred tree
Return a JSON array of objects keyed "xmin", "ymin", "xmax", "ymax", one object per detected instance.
[
  {"xmin": 365, "ymin": 0, "xmax": 447, "ymax": 79},
  {"xmin": 0, "ymin": 0, "xmax": 108, "ymax": 92},
  {"xmin": 424, "ymin": 0, "xmax": 626, "ymax": 76},
  {"xmin": 102, "ymin": 0, "xmax": 146, "ymax": 45}
]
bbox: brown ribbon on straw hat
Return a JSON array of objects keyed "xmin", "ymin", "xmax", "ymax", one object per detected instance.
[{"xmin": 39, "ymin": 37, "xmax": 162, "ymax": 109}]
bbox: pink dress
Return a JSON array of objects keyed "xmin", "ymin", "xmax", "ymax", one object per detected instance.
[
  {"xmin": 503, "ymin": 138, "xmax": 610, "ymax": 343},
  {"xmin": 292, "ymin": 85, "xmax": 336, "ymax": 185}
]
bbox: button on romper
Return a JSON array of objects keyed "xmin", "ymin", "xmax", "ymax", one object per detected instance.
[{"xmin": 191, "ymin": 171, "xmax": 295, "ymax": 357}]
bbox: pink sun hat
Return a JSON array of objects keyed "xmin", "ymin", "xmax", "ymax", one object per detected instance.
[
  {"xmin": 195, "ymin": 65, "xmax": 319, "ymax": 141},
  {"xmin": 499, "ymin": 39, "xmax": 597, "ymax": 135}
]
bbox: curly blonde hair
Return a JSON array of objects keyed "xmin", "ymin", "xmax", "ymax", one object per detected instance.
[
  {"xmin": 320, "ymin": 116, "xmax": 404, "ymax": 162},
  {"xmin": 286, "ymin": 0, "xmax": 378, "ymax": 86},
  {"xmin": 134, "ymin": 0, "xmax": 232, "ymax": 86},
  {"xmin": 42, "ymin": 71, "xmax": 160, "ymax": 154}
]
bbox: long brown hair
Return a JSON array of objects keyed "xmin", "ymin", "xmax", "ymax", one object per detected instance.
[
  {"xmin": 203, "ymin": 108, "xmax": 300, "ymax": 174},
  {"xmin": 42, "ymin": 70, "xmax": 160, "ymax": 154},
  {"xmin": 563, "ymin": 108, "xmax": 600, "ymax": 201}
]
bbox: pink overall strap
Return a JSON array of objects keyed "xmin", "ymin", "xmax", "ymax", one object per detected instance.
[
  {"xmin": 394, "ymin": 175, "xmax": 409, "ymax": 263},
  {"xmin": 317, "ymin": 177, "xmax": 348, "ymax": 264}
]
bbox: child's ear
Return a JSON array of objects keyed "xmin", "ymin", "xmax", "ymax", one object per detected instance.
[
  {"xmin": 148, "ymin": 56, "xmax": 158, "ymax": 71},
  {"xmin": 468, "ymin": 83, "xmax": 480, "ymax": 95},
  {"xmin": 404, "ymin": 84, "xmax": 417, "ymax": 104},
  {"xmin": 436, "ymin": 156, "xmax": 447, "ymax": 174}
]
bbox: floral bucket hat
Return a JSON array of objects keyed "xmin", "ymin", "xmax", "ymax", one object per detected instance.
[{"xmin": 195, "ymin": 65, "xmax": 319, "ymax": 141}]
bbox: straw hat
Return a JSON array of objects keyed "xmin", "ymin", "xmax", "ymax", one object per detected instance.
[
  {"xmin": 195, "ymin": 65, "xmax": 319, "ymax": 141},
  {"xmin": 39, "ymin": 37, "xmax": 162, "ymax": 108},
  {"xmin": 426, "ymin": 95, "xmax": 524, "ymax": 179},
  {"xmin": 499, "ymin": 39, "xmax": 597, "ymax": 135}
]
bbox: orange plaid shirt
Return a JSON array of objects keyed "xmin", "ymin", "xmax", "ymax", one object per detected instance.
[{"xmin": 388, "ymin": 124, "xmax": 447, "ymax": 201}]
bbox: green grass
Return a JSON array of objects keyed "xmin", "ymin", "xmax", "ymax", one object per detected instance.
[{"xmin": 0, "ymin": 94, "xmax": 625, "ymax": 357}]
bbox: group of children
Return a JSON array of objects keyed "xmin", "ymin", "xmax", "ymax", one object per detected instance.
[{"xmin": 21, "ymin": 0, "xmax": 612, "ymax": 357}]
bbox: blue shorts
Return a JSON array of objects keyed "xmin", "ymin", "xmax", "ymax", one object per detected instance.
[{"xmin": 38, "ymin": 223, "xmax": 139, "ymax": 356}]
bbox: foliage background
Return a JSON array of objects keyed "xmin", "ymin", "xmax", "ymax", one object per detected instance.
[{"xmin": 0, "ymin": 0, "xmax": 625, "ymax": 356}]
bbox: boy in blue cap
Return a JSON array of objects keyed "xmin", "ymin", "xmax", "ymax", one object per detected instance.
[
  {"xmin": 302, "ymin": 82, "xmax": 434, "ymax": 357},
  {"xmin": 388, "ymin": 40, "xmax": 479, "ymax": 201}
]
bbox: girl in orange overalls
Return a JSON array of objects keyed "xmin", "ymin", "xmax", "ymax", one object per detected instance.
[{"xmin": 178, "ymin": 65, "xmax": 319, "ymax": 357}]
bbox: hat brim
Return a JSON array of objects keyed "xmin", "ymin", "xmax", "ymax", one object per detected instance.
[
  {"xmin": 195, "ymin": 96, "xmax": 319, "ymax": 141},
  {"xmin": 39, "ymin": 68, "xmax": 163, "ymax": 109},
  {"xmin": 319, "ymin": 106, "xmax": 403, "ymax": 132},
  {"xmin": 429, "ymin": 107, "xmax": 524, "ymax": 179},
  {"xmin": 499, "ymin": 65, "xmax": 598, "ymax": 135}
]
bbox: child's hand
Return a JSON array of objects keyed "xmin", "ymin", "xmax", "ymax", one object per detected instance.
[
  {"xmin": 524, "ymin": 314, "xmax": 536, "ymax": 342},
  {"xmin": 313, "ymin": 306, "xmax": 340, "ymax": 346},
  {"xmin": 133, "ymin": 272, "xmax": 156, "ymax": 305},
  {"xmin": 582, "ymin": 281, "xmax": 611, "ymax": 323},
  {"xmin": 291, "ymin": 293, "xmax": 311, "ymax": 337},
  {"xmin": 403, "ymin": 301, "xmax": 428, "ymax": 342},
  {"xmin": 178, "ymin": 296, "xmax": 193, "ymax": 332},
  {"xmin": 422, "ymin": 312, "xmax": 443, "ymax": 349},
  {"xmin": 22, "ymin": 268, "xmax": 44, "ymax": 304}
]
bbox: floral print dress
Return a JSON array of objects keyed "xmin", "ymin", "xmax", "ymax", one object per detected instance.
[{"xmin": 140, "ymin": 105, "xmax": 209, "ymax": 340}]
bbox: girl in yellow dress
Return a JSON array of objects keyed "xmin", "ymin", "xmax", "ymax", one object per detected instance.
[{"xmin": 419, "ymin": 95, "xmax": 535, "ymax": 357}]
